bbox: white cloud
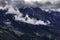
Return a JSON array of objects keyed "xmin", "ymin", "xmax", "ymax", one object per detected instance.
[
  {"xmin": 12, "ymin": 8, "xmax": 50, "ymax": 25},
  {"xmin": 0, "ymin": 5, "xmax": 8, "ymax": 10},
  {"xmin": 24, "ymin": 0, "xmax": 60, "ymax": 3},
  {"xmin": 14, "ymin": 14, "xmax": 50, "ymax": 25}
]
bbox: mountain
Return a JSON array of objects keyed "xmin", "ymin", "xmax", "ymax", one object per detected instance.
[
  {"xmin": 0, "ymin": 7, "xmax": 60, "ymax": 40},
  {"xmin": 19, "ymin": 7, "xmax": 60, "ymax": 25}
]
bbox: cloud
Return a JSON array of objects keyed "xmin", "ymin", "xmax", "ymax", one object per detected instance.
[
  {"xmin": 6, "ymin": 0, "xmax": 60, "ymax": 12},
  {"xmin": 0, "ymin": 0, "xmax": 60, "ymax": 11},
  {"xmin": 14, "ymin": 14, "xmax": 50, "ymax": 25},
  {"xmin": 5, "ymin": 6, "xmax": 50, "ymax": 25},
  {"xmin": 12, "ymin": 7, "xmax": 51, "ymax": 25}
]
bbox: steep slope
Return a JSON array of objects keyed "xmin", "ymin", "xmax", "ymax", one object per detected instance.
[
  {"xmin": 19, "ymin": 7, "xmax": 60, "ymax": 25},
  {"xmin": 0, "ymin": 7, "xmax": 60, "ymax": 40}
]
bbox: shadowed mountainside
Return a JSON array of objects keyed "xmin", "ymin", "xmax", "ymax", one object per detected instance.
[{"xmin": 0, "ymin": 7, "xmax": 60, "ymax": 40}]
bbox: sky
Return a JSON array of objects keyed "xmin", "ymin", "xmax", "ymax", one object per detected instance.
[{"xmin": 0, "ymin": 0, "xmax": 60, "ymax": 11}]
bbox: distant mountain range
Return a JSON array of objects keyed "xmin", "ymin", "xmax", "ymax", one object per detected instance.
[
  {"xmin": 0, "ymin": 7, "xmax": 60, "ymax": 40},
  {"xmin": 19, "ymin": 7, "xmax": 60, "ymax": 25}
]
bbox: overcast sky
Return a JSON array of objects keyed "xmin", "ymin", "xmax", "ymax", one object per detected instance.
[{"xmin": 0, "ymin": 0, "xmax": 60, "ymax": 11}]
